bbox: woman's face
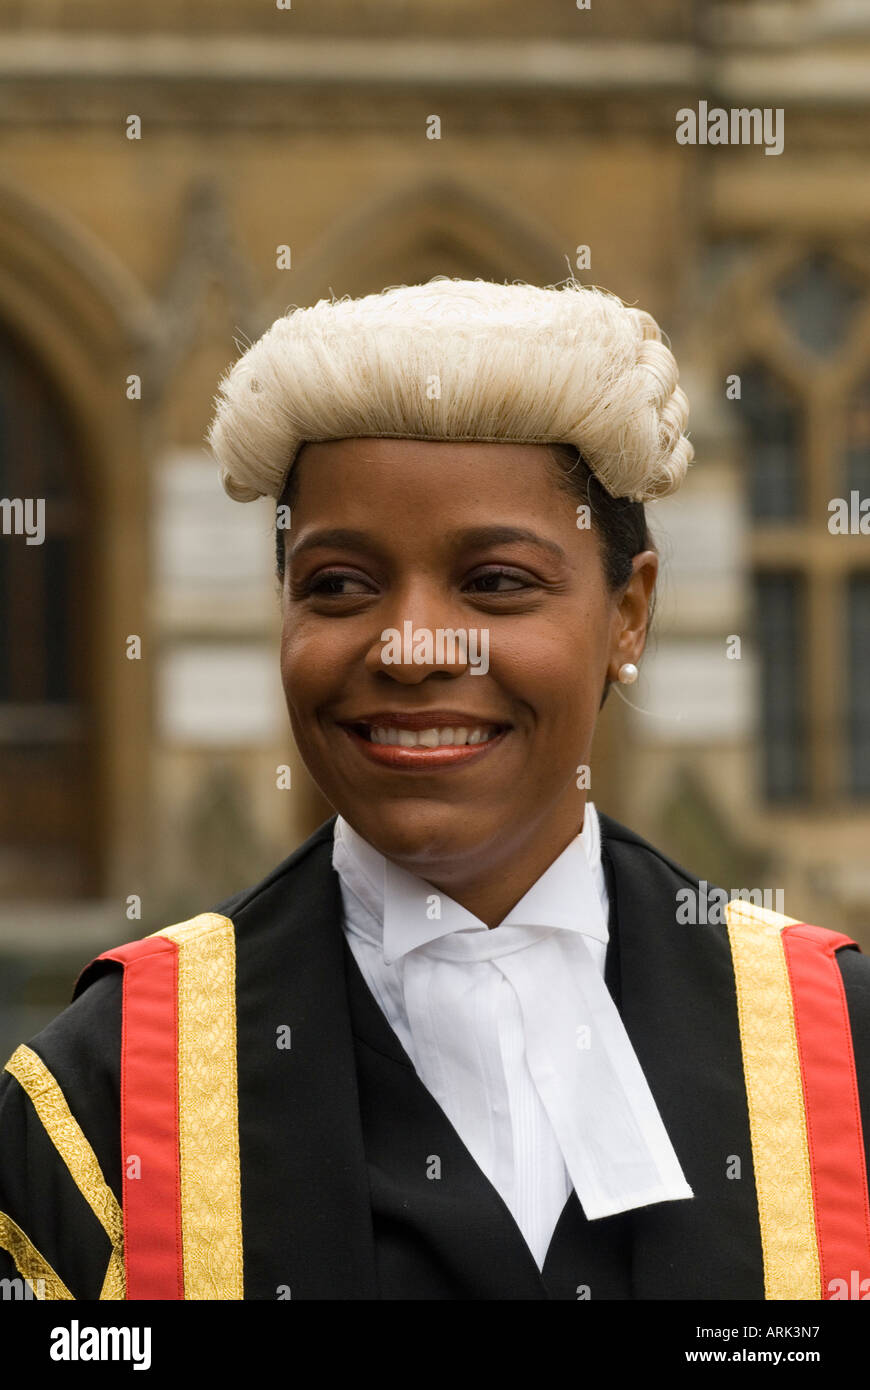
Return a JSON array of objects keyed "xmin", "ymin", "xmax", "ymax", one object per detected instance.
[{"xmin": 279, "ymin": 437, "xmax": 656, "ymax": 908}]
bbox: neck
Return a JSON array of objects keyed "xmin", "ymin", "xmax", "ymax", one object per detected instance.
[{"xmin": 418, "ymin": 799, "xmax": 589, "ymax": 929}]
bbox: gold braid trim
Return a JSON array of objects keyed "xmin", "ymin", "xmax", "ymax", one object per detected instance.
[
  {"xmin": 154, "ymin": 913, "xmax": 243, "ymax": 1300},
  {"xmin": 99, "ymin": 1245, "xmax": 127, "ymax": 1300},
  {"xmin": 4, "ymin": 1044, "xmax": 126, "ymax": 1298},
  {"xmin": 0, "ymin": 1209, "xmax": 73, "ymax": 1299},
  {"xmin": 725, "ymin": 900, "xmax": 821, "ymax": 1299}
]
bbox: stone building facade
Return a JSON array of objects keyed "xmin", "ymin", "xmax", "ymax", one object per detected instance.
[{"xmin": 1, "ymin": 0, "xmax": 869, "ymax": 1049}]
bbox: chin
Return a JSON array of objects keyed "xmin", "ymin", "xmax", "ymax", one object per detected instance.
[{"xmin": 346, "ymin": 800, "xmax": 491, "ymax": 867}]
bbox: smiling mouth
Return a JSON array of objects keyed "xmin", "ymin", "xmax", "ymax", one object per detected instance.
[
  {"xmin": 339, "ymin": 721, "xmax": 511, "ymax": 769},
  {"xmin": 344, "ymin": 722, "xmax": 510, "ymax": 748}
]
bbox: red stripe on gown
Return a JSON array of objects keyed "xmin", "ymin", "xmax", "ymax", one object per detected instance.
[
  {"xmin": 782, "ymin": 923, "xmax": 870, "ymax": 1298},
  {"xmin": 98, "ymin": 936, "xmax": 183, "ymax": 1300}
]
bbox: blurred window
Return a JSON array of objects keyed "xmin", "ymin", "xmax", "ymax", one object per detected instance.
[
  {"xmin": 848, "ymin": 572, "xmax": 870, "ymax": 797},
  {"xmin": 844, "ymin": 375, "xmax": 870, "ymax": 498},
  {"xmin": 733, "ymin": 249, "xmax": 870, "ymax": 804},
  {"xmin": 774, "ymin": 251, "xmax": 864, "ymax": 359},
  {"xmin": 752, "ymin": 571, "xmax": 809, "ymax": 801},
  {"xmin": 0, "ymin": 324, "xmax": 96, "ymax": 896},
  {"xmin": 739, "ymin": 363, "xmax": 802, "ymax": 521}
]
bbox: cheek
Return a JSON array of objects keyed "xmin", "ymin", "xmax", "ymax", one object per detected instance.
[
  {"xmin": 279, "ymin": 611, "xmax": 362, "ymax": 718},
  {"xmin": 279, "ymin": 613, "xmax": 325, "ymax": 709},
  {"xmin": 490, "ymin": 605, "xmax": 610, "ymax": 707},
  {"xmin": 281, "ymin": 606, "xmax": 331, "ymax": 668}
]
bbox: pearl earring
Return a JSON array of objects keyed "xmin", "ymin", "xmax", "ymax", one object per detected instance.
[{"xmin": 617, "ymin": 662, "xmax": 638, "ymax": 685}]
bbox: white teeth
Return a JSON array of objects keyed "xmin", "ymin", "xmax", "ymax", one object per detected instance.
[{"xmin": 367, "ymin": 725, "xmax": 501, "ymax": 748}]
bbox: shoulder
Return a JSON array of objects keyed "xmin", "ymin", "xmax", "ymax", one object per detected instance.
[
  {"xmin": 0, "ymin": 816, "xmax": 340, "ymax": 1295},
  {"xmin": 209, "ymin": 813, "xmax": 338, "ymax": 921},
  {"xmin": 596, "ymin": 808, "xmax": 701, "ymax": 889},
  {"xmin": 67, "ymin": 814, "xmax": 340, "ymax": 1011},
  {"xmin": 2, "ymin": 963, "xmax": 122, "ymax": 1118},
  {"xmin": 597, "ymin": 806, "xmax": 870, "ymax": 973},
  {"xmin": 0, "ymin": 961, "xmax": 124, "ymax": 1216},
  {"xmin": 3, "ymin": 816, "xmax": 339, "ymax": 1128}
]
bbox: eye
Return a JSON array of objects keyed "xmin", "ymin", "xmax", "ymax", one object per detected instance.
[
  {"xmin": 294, "ymin": 565, "xmax": 537, "ymax": 600},
  {"xmin": 464, "ymin": 567, "xmax": 534, "ymax": 594},
  {"xmin": 299, "ymin": 570, "xmax": 373, "ymax": 597}
]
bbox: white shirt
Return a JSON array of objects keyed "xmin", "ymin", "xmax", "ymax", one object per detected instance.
[{"xmin": 332, "ymin": 802, "xmax": 692, "ymax": 1270}]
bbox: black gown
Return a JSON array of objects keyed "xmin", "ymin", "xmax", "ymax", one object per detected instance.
[{"xmin": 2, "ymin": 811, "xmax": 869, "ymax": 1299}]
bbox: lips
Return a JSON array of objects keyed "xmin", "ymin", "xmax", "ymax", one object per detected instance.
[
  {"xmin": 337, "ymin": 711, "xmax": 510, "ymax": 733},
  {"xmin": 338, "ymin": 720, "xmax": 511, "ymax": 770}
]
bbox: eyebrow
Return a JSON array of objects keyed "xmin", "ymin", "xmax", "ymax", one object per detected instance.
[{"xmin": 287, "ymin": 525, "xmax": 568, "ymax": 565}]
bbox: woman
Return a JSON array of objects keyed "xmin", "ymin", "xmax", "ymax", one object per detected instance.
[{"xmin": 1, "ymin": 277, "xmax": 868, "ymax": 1301}]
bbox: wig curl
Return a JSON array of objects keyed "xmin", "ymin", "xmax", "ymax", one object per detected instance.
[{"xmin": 207, "ymin": 276, "xmax": 694, "ymax": 504}]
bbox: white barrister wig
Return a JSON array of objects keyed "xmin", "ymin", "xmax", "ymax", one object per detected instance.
[{"xmin": 207, "ymin": 276, "xmax": 694, "ymax": 504}]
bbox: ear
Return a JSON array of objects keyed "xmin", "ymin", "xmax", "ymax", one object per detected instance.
[{"xmin": 607, "ymin": 550, "xmax": 658, "ymax": 681}]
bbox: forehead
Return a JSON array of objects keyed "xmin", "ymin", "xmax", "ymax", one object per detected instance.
[
  {"xmin": 280, "ymin": 438, "xmax": 591, "ymax": 573},
  {"xmin": 285, "ymin": 437, "xmax": 566, "ymax": 498}
]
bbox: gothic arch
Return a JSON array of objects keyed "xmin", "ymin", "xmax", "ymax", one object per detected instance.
[
  {"xmin": 275, "ymin": 173, "xmax": 572, "ymax": 312},
  {"xmin": 0, "ymin": 180, "xmax": 155, "ymax": 897}
]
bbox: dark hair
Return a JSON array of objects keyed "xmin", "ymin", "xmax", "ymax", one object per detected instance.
[
  {"xmin": 275, "ymin": 460, "xmax": 301, "ymax": 578},
  {"xmin": 275, "ymin": 441, "xmax": 655, "ymax": 604},
  {"xmin": 544, "ymin": 442, "xmax": 656, "ymax": 597}
]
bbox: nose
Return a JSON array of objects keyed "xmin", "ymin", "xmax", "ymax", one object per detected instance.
[{"xmin": 364, "ymin": 583, "xmax": 473, "ymax": 683}]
